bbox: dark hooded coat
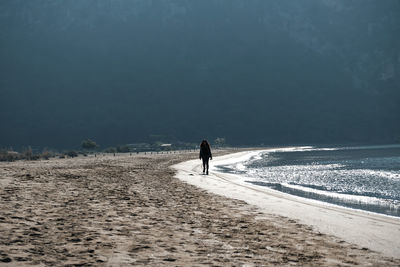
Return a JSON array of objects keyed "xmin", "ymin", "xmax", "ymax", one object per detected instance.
[{"xmin": 200, "ymin": 141, "xmax": 212, "ymax": 160}]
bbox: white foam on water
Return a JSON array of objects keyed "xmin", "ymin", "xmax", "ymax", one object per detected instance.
[{"xmin": 215, "ymin": 145, "xmax": 400, "ymax": 216}]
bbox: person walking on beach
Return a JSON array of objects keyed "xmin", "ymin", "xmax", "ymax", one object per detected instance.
[{"xmin": 200, "ymin": 140, "xmax": 212, "ymax": 175}]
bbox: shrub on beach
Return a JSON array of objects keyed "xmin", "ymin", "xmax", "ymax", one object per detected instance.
[
  {"xmin": 1, "ymin": 147, "xmax": 57, "ymax": 161},
  {"xmin": 81, "ymin": 139, "xmax": 98, "ymax": 150},
  {"xmin": 40, "ymin": 148, "xmax": 54, "ymax": 160},
  {"xmin": 104, "ymin": 145, "xmax": 133, "ymax": 153},
  {"xmin": 104, "ymin": 147, "xmax": 117, "ymax": 153},
  {"xmin": 214, "ymin": 137, "xmax": 226, "ymax": 147},
  {"xmin": 65, "ymin": 151, "xmax": 78, "ymax": 158},
  {"xmin": 116, "ymin": 145, "xmax": 130, "ymax": 153},
  {"xmin": 22, "ymin": 146, "xmax": 33, "ymax": 160},
  {"xmin": 0, "ymin": 149, "xmax": 20, "ymax": 162}
]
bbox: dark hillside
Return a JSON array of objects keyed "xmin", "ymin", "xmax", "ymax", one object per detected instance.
[{"xmin": 0, "ymin": 0, "xmax": 399, "ymax": 149}]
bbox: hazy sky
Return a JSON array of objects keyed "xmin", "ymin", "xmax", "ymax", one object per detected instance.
[{"xmin": 0, "ymin": 0, "xmax": 399, "ymax": 149}]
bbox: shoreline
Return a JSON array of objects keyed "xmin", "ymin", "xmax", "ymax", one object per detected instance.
[{"xmin": 173, "ymin": 150, "xmax": 400, "ymax": 259}]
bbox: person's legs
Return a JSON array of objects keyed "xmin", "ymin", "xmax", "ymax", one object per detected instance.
[
  {"xmin": 205, "ymin": 158, "xmax": 209, "ymax": 175},
  {"xmin": 202, "ymin": 158, "xmax": 206, "ymax": 173}
]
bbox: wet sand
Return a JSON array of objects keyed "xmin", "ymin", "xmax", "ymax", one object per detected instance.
[
  {"xmin": 174, "ymin": 150, "xmax": 400, "ymax": 259},
  {"xmin": 0, "ymin": 151, "xmax": 399, "ymax": 266}
]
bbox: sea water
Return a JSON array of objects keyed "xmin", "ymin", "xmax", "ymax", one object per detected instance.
[{"xmin": 216, "ymin": 145, "xmax": 400, "ymax": 217}]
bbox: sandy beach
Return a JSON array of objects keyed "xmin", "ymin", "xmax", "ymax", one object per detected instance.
[
  {"xmin": 1, "ymin": 150, "xmax": 399, "ymax": 266},
  {"xmin": 174, "ymin": 150, "xmax": 400, "ymax": 258}
]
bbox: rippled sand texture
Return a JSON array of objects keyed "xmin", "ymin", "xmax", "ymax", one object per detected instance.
[{"xmin": 0, "ymin": 152, "xmax": 399, "ymax": 266}]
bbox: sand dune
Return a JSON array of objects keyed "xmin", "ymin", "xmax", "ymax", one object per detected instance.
[{"xmin": 0, "ymin": 151, "xmax": 399, "ymax": 265}]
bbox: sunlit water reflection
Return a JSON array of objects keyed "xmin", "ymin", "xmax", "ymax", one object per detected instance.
[{"xmin": 216, "ymin": 145, "xmax": 400, "ymax": 217}]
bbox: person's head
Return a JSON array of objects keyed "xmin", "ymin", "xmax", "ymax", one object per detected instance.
[{"xmin": 201, "ymin": 140, "xmax": 208, "ymax": 146}]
